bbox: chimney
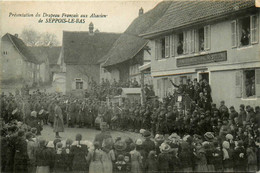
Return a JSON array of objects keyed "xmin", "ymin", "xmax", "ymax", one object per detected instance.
[
  {"xmin": 89, "ymin": 22, "xmax": 94, "ymax": 35},
  {"xmin": 139, "ymin": 7, "xmax": 144, "ymax": 16},
  {"xmin": 14, "ymin": 33, "xmax": 18, "ymax": 38}
]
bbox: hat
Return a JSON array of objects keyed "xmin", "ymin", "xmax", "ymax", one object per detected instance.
[
  {"xmin": 225, "ymin": 134, "xmax": 233, "ymax": 140},
  {"xmin": 31, "ymin": 111, "xmax": 37, "ymax": 117},
  {"xmin": 139, "ymin": 129, "xmax": 146, "ymax": 134},
  {"xmin": 143, "ymin": 131, "xmax": 152, "ymax": 139},
  {"xmin": 222, "ymin": 141, "xmax": 230, "ymax": 149},
  {"xmin": 229, "ymin": 106, "xmax": 234, "ymax": 109},
  {"xmin": 39, "ymin": 109, "xmax": 44, "ymax": 115},
  {"xmin": 168, "ymin": 133, "xmax": 180, "ymax": 141},
  {"xmin": 182, "ymin": 135, "xmax": 191, "ymax": 142},
  {"xmin": 159, "ymin": 143, "xmax": 171, "ymax": 153},
  {"xmin": 135, "ymin": 139, "xmax": 143, "ymax": 146},
  {"xmin": 204, "ymin": 132, "xmax": 215, "ymax": 141},
  {"xmin": 114, "ymin": 140, "xmax": 127, "ymax": 151},
  {"xmin": 154, "ymin": 134, "xmax": 165, "ymax": 143}
]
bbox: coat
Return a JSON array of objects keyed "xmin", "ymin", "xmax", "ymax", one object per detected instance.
[
  {"xmin": 70, "ymin": 141, "xmax": 89, "ymax": 171},
  {"xmin": 233, "ymin": 146, "xmax": 247, "ymax": 171},
  {"xmin": 13, "ymin": 137, "xmax": 29, "ymax": 173},
  {"xmin": 53, "ymin": 105, "xmax": 64, "ymax": 132}
]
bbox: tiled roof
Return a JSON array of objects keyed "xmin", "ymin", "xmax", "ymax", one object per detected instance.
[
  {"xmin": 29, "ymin": 46, "xmax": 61, "ymax": 65},
  {"xmin": 142, "ymin": 0, "xmax": 255, "ymax": 36},
  {"xmin": 102, "ymin": 1, "xmax": 172, "ymax": 67},
  {"xmin": 62, "ymin": 31, "xmax": 120, "ymax": 65},
  {"xmin": 2, "ymin": 33, "xmax": 38, "ymax": 63}
]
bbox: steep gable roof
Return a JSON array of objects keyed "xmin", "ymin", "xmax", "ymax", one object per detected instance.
[
  {"xmin": 102, "ymin": 1, "xmax": 172, "ymax": 67},
  {"xmin": 62, "ymin": 31, "xmax": 120, "ymax": 65},
  {"xmin": 142, "ymin": 0, "xmax": 255, "ymax": 37},
  {"xmin": 2, "ymin": 33, "xmax": 38, "ymax": 63},
  {"xmin": 29, "ymin": 46, "xmax": 61, "ymax": 65}
]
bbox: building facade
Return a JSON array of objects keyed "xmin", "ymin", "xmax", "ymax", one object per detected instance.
[
  {"xmin": 102, "ymin": 2, "xmax": 171, "ymax": 86},
  {"xmin": 1, "ymin": 33, "xmax": 39, "ymax": 88},
  {"xmin": 141, "ymin": 0, "xmax": 260, "ymax": 108},
  {"xmin": 59, "ymin": 23, "xmax": 120, "ymax": 94}
]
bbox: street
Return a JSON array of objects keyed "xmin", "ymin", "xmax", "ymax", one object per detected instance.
[{"xmin": 41, "ymin": 125, "xmax": 140, "ymax": 142}]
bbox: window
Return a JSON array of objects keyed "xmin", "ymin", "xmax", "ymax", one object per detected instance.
[
  {"xmin": 198, "ymin": 28, "xmax": 205, "ymax": 51},
  {"xmin": 233, "ymin": 15, "xmax": 259, "ymax": 47},
  {"xmin": 155, "ymin": 36, "xmax": 170, "ymax": 59},
  {"xmin": 244, "ymin": 70, "xmax": 256, "ymax": 97},
  {"xmin": 3, "ymin": 51, "xmax": 7, "ymax": 55},
  {"xmin": 204, "ymin": 25, "xmax": 211, "ymax": 50},
  {"xmin": 76, "ymin": 78, "xmax": 83, "ymax": 89},
  {"xmin": 177, "ymin": 33, "xmax": 184, "ymax": 55},
  {"xmin": 239, "ymin": 17, "xmax": 250, "ymax": 46}
]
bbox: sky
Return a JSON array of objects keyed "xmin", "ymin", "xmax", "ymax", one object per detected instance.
[{"xmin": 0, "ymin": 1, "xmax": 161, "ymax": 45}]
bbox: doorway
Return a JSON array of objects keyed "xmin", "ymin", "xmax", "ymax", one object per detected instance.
[{"xmin": 198, "ymin": 72, "xmax": 209, "ymax": 83}]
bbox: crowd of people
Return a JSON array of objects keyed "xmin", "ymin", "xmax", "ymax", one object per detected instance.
[
  {"xmin": 87, "ymin": 78, "xmax": 142, "ymax": 101},
  {"xmin": 0, "ymin": 76, "xmax": 260, "ymax": 173}
]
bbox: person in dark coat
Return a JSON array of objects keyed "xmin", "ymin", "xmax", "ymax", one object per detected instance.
[
  {"xmin": 158, "ymin": 143, "xmax": 172, "ymax": 173},
  {"xmin": 179, "ymin": 142, "xmax": 193, "ymax": 172},
  {"xmin": 233, "ymin": 141, "xmax": 247, "ymax": 172},
  {"xmin": 53, "ymin": 142, "xmax": 66, "ymax": 173},
  {"xmin": 142, "ymin": 131, "xmax": 155, "ymax": 159},
  {"xmin": 144, "ymin": 150, "xmax": 158, "ymax": 173},
  {"xmin": 53, "ymin": 100, "xmax": 64, "ymax": 138},
  {"xmin": 70, "ymin": 133, "xmax": 89, "ymax": 172},
  {"xmin": 36, "ymin": 138, "xmax": 53, "ymax": 173},
  {"xmin": 13, "ymin": 130, "xmax": 29, "ymax": 173}
]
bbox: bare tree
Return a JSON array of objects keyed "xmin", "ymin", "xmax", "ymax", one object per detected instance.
[
  {"xmin": 39, "ymin": 32, "xmax": 59, "ymax": 46},
  {"xmin": 21, "ymin": 28, "xmax": 59, "ymax": 46},
  {"xmin": 20, "ymin": 28, "xmax": 40, "ymax": 46}
]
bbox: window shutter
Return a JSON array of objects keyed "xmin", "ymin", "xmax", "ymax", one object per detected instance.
[
  {"xmin": 204, "ymin": 25, "xmax": 211, "ymax": 50},
  {"xmin": 231, "ymin": 20, "xmax": 237, "ymax": 48},
  {"xmin": 190, "ymin": 29, "xmax": 195, "ymax": 53},
  {"xmin": 235, "ymin": 70, "xmax": 242, "ymax": 98},
  {"xmin": 171, "ymin": 34, "xmax": 175, "ymax": 57},
  {"xmin": 256, "ymin": 69, "xmax": 260, "ymax": 97},
  {"xmin": 250, "ymin": 15, "xmax": 258, "ymax": 44},
  {"xmin": 157, "ymin": 79, "xmax": 160, "ymax": 97},
  {"xmin": 155, "ymin": 41, "xmax": 159, "ymax": 60},
  {"xmin": 165, "ymin": 36, "xmax": 170, "ymax": 58}
]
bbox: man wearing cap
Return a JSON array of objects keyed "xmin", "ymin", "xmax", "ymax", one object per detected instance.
[
  {"xmin": 53, "ymin": 100, "xmax": 64, "ymax": 138},
  {"xmin": 229, "ymin": 106, "xmax": 238, "ymax": 123},
  {"xmin": 142, "ymin": 130, "xmax": 155, "ymax": 159},
  {"xmin": 238, "ymin": 104, "xmax": 247, "ymax": 125}
]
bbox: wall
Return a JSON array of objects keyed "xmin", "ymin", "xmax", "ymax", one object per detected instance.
[
  {"xmin": 65, "ymin": 64, "xmax": 100, "ymax": 93},
  {"xmin": 150, "ymin": 11, "xmax": 260, "ymax": 76},
  {"xmin": 211, "ymin": 69, "xmax": 259, "ymax": 109},
  {"xmin": 150, "ymin": 10, "xmax": 260, "ymax": 104},
  {"xmin": 0, "ymin": 37, "xmax": 36, "ymax": 86}
]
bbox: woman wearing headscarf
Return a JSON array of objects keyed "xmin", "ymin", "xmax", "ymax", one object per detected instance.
[{"xmin": 222, "ymin": 141, "xmax": 234, "ymax": 172}]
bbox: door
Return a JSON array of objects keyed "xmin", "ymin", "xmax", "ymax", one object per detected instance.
[{"xmin": 199, "ymin": 72, "xmax": 209, "ymax": 83}]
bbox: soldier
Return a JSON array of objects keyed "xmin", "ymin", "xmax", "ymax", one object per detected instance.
[{"xmin": 53, "ymin": 100, "xmax": 64, "ymax": 138}]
